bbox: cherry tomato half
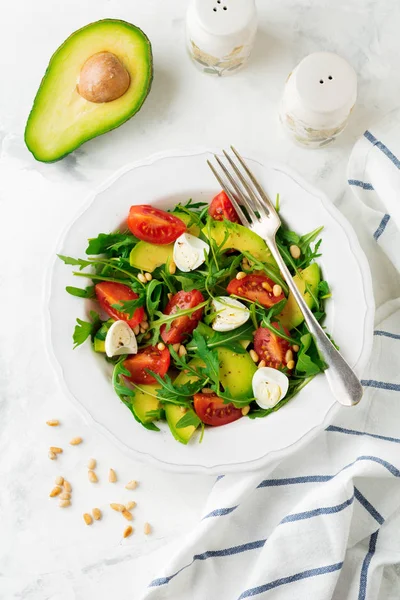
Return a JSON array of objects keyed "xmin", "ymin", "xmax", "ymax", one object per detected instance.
[
  {"xmin": 95, "ymin": 282, "xmax": 144, "ymax": 328},
  {"xmin": 209, "ymin": 191, "xmax": 240, "ymax": 223},
  {"xmin": 253, "ymin": 322, "xmax": 291, "ymax": 370},
  {"xmin": 127, "ymin": 205, "xmax": 186, "ymax": 245},
  {"xmin": 124, "ymin": 346, "xmax": 170, "ymax": 385},
  {"xmin": 227, "ymin": 274, "xmax": 285, "ymax": 308},
  {"xmin": 193, "ymin": 392, "xmax": 243, "ymax": 426},
  {"xmin": 161, "ymin": 290, "xmax": 205, "ymax": 345}
]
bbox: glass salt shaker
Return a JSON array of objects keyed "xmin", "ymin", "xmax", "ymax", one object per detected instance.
[
  {"xmin": 280, "ymin": 52, "xmax": 357, "ymax": 148},
  {"xmin": 186, "ymin": 0, "xmax": 258, "ymax": 76}
]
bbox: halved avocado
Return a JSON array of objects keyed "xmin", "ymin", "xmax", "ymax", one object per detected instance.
[
  {"xmin": 130, "ymin": 242, "xmax": 174, "ymax": 273},
  {"xmin": 217, "ymin": 347, "xmax": 256, "ymax": 399},
  {"xmin": 279, "ymin": 263, "xmax": 321, "ymax": 330},
  {"xmin": 131, "ymin": 384, "xmax": 161, "ymax": 424},
  {"xmin": 164, "ymin": 405, "xmax": 198, "ymax": 445},
  {"xmin": 203, "ymin": 221, "xmax": 277, "ymax": 267},
  {"xmin": 25, "ymin": 19, "xmax": 153, "ymax": 162}
]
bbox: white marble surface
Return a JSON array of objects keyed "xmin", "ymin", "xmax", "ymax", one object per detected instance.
[{"xmin": 1, "ymin": 0, "xmax": 400, "ymax": 598}]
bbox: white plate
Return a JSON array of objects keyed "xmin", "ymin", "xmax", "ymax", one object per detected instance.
[{"xmin": 46, "ymin": 149, "xmax": 374, "ymax": 474}]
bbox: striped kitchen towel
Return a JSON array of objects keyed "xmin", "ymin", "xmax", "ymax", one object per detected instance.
[{"xmin": 142, "ymin": 117, "xmax": 400, "ymax": 600}]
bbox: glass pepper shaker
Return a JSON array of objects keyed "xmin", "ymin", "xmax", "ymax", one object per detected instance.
[
  {"xmin": 186, "ymin": 0, "xmax": 258, "ymax": 76},
  {"xmin": 280, "ymin": 52, "xmax": 357, "ymax": 148}
]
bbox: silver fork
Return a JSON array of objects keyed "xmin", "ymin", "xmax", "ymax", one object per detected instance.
[{"xmin": 208, "ymin": 147, "xmax": 363, "ymax": 407}]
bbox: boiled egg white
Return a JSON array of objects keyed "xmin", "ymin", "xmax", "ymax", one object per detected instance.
[
  {"xmin": 211, "ymin": 296, "xmax": 250, "ymax": 332},
  {"xmin": 173, "ymin": 233, "xmax": 210, "ymax": 272},
  {"xmin": 105, "ymin": 320, "xmax": 138, "ymax": 358},
  {"xmin": 252, "ymin": 367, "xmax": 289, "ymax": 409}
]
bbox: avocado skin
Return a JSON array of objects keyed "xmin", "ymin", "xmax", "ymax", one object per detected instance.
[{"xmin": 25, "ymin": 19, "xmax": 153, "ymax": 163}]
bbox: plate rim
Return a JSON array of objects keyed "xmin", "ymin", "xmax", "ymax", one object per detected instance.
[{"xmin": 44, "ymin": 148, "xmax": 375, "ymax": 474}]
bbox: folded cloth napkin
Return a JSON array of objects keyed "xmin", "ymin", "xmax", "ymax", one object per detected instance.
[{"xmin": 141, "ymin": 118, "xmax": 400, "ymax": 600}]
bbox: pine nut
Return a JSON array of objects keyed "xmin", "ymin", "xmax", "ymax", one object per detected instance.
[
  {"xmin": 167, "ymin": 293, "xmax": 173, "ymax": 300},
  {"xmin": 178, "ymin": 345, "xmax": 187, "ymax": 357},
  {"xmin": 63, "ymin": 480, "xmax": 72, "ymax": 493},
  {"xmin": 126, "ymin": 501, "xmax": 136, "ymax": 511},
  {"xmin": 292, "ymin": 344, "xmax": 299, "ymax": 352},
  {"xmin": 59, "ymin": 499, "xmax": 70, "ymax": 508},
  {"xmin": 285, "ymin": 350, "xmax": 293, "ymax": 363},
  {"xmin": 289, "ymin": 245, "xmax": 301, "ymax": 259},
  {"xmin": 141, "ymin": 321, "xmax": 149, "ymax": 331},
  {"xmin": 144, "ymin": 522, "xmax": 151, "ymax": 535},
  {"xmin": 83, "ymin": 513, "xmax": 93, "ymax": 526},
  {"xmin": 70, "ymin": 437, "xmax": 82, "ymax": 446},
  {"xmin": 122, "ymin": 510, "xmax": 133, "ymax": 521},
  {"xmin": 180, "ymin": 406, "xmax": 188, "ymax": 413},
  {"xmin": 50, "ymin": 446, "xmax": 63, "ymax": 454},
  {"xmin": 88, "ymin": 470, "xmax": 98, "ymax": 483},
  {"xmin": 261, "ymin": 281, "xmax": 272, "ymax": 292},
  {"xmin": 202, "ymin": 388, "xmax": 214, "ymax": 394},
  {"xmin": 49, "ymin": 486, "xmax": 62, "ymax": 497},
  {"xmin": 241, "ymin": 406, "xmax": 250, "ymax": 416},
  {"xmin": 139, "ymin": 326, "xmax": 145, "ymax": 334},
  {"xmin": 123, "ymin": 526, "xmax": 133, "ymax": 538},
  {"xmin": 59, "ymin": 492, "xmax": 71, "ymax": 500},
  {"xmin": 144, "ymin": 333, "xmax": 151, "ymax": 340},
  {"xmin": 249, "ymin": 350, "xmax": 259, "ymax": 363},
  {"xmin": 273, "ymin": 284, "xmax": 282, "ymax": 297},
  {"xmin": 92, "ymin": 508, "xmax": 102, "ymax": 521},
  {"xmin": 109, "ymin": 468, "xmax": 117, "ymax": 483},
  {"xmin": 169, "ymin": 261, "xmax": 176, "ymax": 275},
  {"xmin": 142, "ymin": 312, "xmax": 148, "ymax": 321},
  {"xmin": 157, "ymin": 342, "xmax": 166, "ymax": 351},
  {"xmin": 125, "ymin": 480, "xmax": 137, "ymax": 490},
  {"xmin": 172, "ymin": 343, "xmax": 180, "ymax": 353},
  {"xmin": 287, "ymin": 360, "xmax": 295, "ymax": 370},
  {"xmin": 48, "ymin": 451, "xmax": 57, "ymax": 460},
  {"xmin": 110, "ymin": 503, "xmax": 125, "ymax": 512},
  {"xmin": 55, "ymin": 476, "xmax": 64, "ymax": 486},
  {"xmin": 236, "ymin": 271, "xmax": 246, "ymax": 280},
  {"xmin": 144, "ymin": 272, "xmax": 152, "ymax": 281},
  {"xmin": 46, "ymin": 419, "xmax": 59, "ymax": 427},
  {"xmin": 133, "ymin": 325, "xmax": 140, "ymax": 335},
  {"xmin": 258, "ymin": 360, "xmax": 266, "ymax": 369},
  {"xmin": 138, "ymin": 273, "xmax": 147, "ymax": 284},
  {"xmin": 87, "ymin": 458, "xmax": 96, "ymax": 470}
]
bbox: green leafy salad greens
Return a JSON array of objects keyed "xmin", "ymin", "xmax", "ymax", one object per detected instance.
[{"xmin": 58, "ymin": 196, "xmax": 331, "ymax": 444}]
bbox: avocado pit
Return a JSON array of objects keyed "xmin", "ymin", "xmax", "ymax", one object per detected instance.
[{"xmin": 77, "ymin": 51, "xmax": 131, "ymax": 103}]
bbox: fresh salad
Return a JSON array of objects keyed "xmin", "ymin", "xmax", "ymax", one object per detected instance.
[{"xmin": 59, "ymin": 191, "xmax": 331, "ymax": 444}]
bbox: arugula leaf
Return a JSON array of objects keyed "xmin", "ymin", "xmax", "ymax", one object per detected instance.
[
  {"xmin": 318, "ymin": 280, "xmax": 331, "ymax": 300},
  {"xmin": 146, "ymin": 280, "xmax": 163, "ymax": 321},
  {"xmin": 111, "ymin": 296, "xmax": 145, "ymax": 319},
  {"xmin": 66, "ymin": 285, "xmax": 95, "ymax": 299},
  {"xmin": 296, "ymin": 333, "xmax": 327, "ymax": 376},
  {"xmin": 86, "ymin": 231, "xmax": 138, "ymax": 256},
  {"xmin": 175, "ymin": 409, "xmax": 201, "ymax": 429},
  {"xmin": 148, "ymin": 300, "xmax": 209, "ymax": 345},
  {"xmin": 241, "ymin": 251, "xmax": 288, "ymax": 293},
  {"xmin": 191, "ymin": 329, "xmax": 220, "ymax": 389},
  {"xmin": 299, "ymin": 226, "xmax": 324, "ymax": 254},
  {"xmin": 58, "ymin": 255, "xmax": 92, "ymax": 270},
  {"xmin": 148, "ymin": 371, "xmax": 205, "ymax": 405},
  {"xmin": 145, "ymin": 408, "xmax": 165, "ymax": 421},
  {"xmin": 73, "ymin": 311, "xmax": 101, "ymax": 349},
  {"xmin": 187, "ymin": 322, "xmax": 253, "ymax": 354},
  {"xmin": 278, "ymin": 229, "xmax": 300, "ymax": 245}
]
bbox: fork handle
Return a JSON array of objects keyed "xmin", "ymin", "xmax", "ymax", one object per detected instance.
[{"xmin": 267, "ymin": 239, "xmax": 363, "ymax": 407}]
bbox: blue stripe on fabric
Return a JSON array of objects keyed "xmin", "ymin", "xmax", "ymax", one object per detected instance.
[
  {"xmin": 203, "ymin": 506, "xmax": 238, "ymax": 519},
  {"xmin": 348, "ymin": 179, "xmax": 374, "ymax": 190},
  {"xmin": 358, "ymin": 530, "xmax": 379, "ymax": 600},
  {"xmin": 326, "ymin": 425, "xmax": 400, "ymax": 445},
  {"xmin": 280, "ymin": 494, "xmax": 354, "ymax": 524},
  {"xmin": 148, "ymin": 539, "xmax": 267, "ymax": 588},
  {"xmin": 237, "ymin": 561, "xmax": 344, "ymax": 599},
  {"xmin": 361, "ymin": 379, "xmax": 400, "ymax": 391},
  {"xmin": 354, "ymin": 488, "xmax": 384, "ymax": 525},
  {"xmin": 373, "ymin": 214, "xmax": 391, "ymax": 241},
  {"xmin": 364, "ymin": 130, "xmax": 400, "ymax": 169},
  {"xmin": 374, "ymin": 330, "xmax": 400, "ymax": 340}
]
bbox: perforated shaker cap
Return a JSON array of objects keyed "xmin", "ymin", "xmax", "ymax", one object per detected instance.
[
  {"xmin": 295, "ymin": 52, "xmax": 357, "ymax": 115},
  {"xmin": 194, "ymin": 0, "xmax": 256, "ymax": 36}
]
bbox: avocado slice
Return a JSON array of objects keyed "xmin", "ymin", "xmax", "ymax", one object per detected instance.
[
  {"xmin": 279, "ymin": 263, "xmax": 321, "ymax": 330},
  {"xmin": 93, "ymin": 319, "xmax": 114, "ymax": 353},
  {"xmin": 202, "ymin": 221, "xmax": 277, "ymax": 267},
  {"xmin": 130, "ymin": 241, "xmax": 174, "ymax": 273},
  {"xmin": 217, "ymin": 347, "xmax": 256, "ymax": 399},
  {"xmin": 131, "ymin": 384, "xmax": 161, "ymax": 424},
  {"xmin": 25, "ymin": 19, "xmax": 153, "ymax": 162},
  {"xmin": 171, "ymin": 212, "xmax": 200, "ymax": 236},
  {"xmin": 165, "ymin": 404, "xmax": 198, "ymax": 445}
]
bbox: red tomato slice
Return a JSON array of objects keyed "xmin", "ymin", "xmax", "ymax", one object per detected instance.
[
  {"xmin": 209, "ymin": 191, "xmax": 240, "ymax": 223},
  {"xmin": 95, "ymin": 282, "xmax": 144, "ymax": 328},
  {"xmin": 227, "ymin": 274, "xmax": 285, "ymax": 308},
  {"xmin": 253, "ymin": 322, "xmax": 291, "ymax": 369},
  {"xmin": 127, "ymin": 205, "xmax": 186, "ymax": 245},
  {"xmin": 124, "ymin": 346, "xmax": 170, "ymax": 385},
  {"xmin": 193, "ymin": 392, "xmax": 243, "ymax": 426},
  {"xmin": 161, "ymin": 290, "xmax": 205, "ymax": 345}
]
